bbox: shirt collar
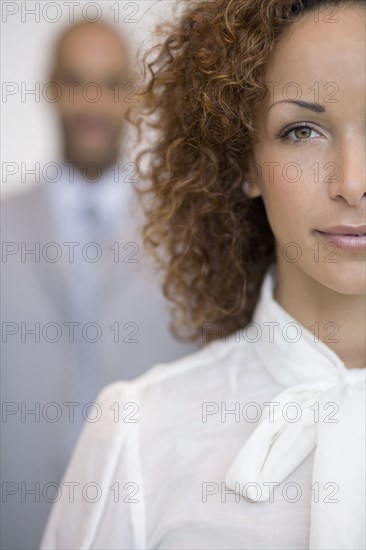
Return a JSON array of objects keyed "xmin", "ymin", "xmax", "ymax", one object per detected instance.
[
  {"xmin": 251, "ymin": 262, "xmax": 365, "ymax": 387},
  {"xmin": 61, "ymin": 161, "xmax": 128, "ymax": 214},
  {"xmin": 226, "ymin": 263, "xmax": 365, "ymax": 549},
  {"xmin": 46, "ymin": 158, "xmax": 132, "ymax": 236}
]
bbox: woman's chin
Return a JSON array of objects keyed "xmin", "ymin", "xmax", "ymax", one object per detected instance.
[{"xmin": 314, "ymin": 265, "xmax": 366, "ymax": 296}]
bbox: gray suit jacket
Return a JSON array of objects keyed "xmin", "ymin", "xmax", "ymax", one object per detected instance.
[{"xmin": 1, "ymin": 182, "xmax": 200, "ymax": 550}]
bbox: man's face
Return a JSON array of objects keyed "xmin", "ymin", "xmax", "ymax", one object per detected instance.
[{"xmin": 51, "ymin": 24, "xmax": 131, "ymax": 172}]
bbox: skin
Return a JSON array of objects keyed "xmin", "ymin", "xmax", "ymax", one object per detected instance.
[
  {"xmin": 48, "ymin": 22, "xmax": 131, "ymax": 180},
  {"xmin": 244, "ymin": 4, "xmax": 366, "ymax": 369}
]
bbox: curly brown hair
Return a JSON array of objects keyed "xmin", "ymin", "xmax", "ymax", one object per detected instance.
[{"xmin": 126, "ymin": 0, "xmax": 363, "ymax": 344}]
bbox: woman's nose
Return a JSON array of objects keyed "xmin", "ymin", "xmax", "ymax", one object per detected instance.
[{"xmin": 328, "ymin": 135, "xmax": 366, "ymax": 206}]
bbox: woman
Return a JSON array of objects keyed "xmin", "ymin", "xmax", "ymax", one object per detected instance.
[{"xmin": 40, "ymin": 0, "xmax": 365, "ymax": 548}]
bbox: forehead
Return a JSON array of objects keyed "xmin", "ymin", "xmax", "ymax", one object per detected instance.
[{"xmin": 264, "ymin": 5, "xmax": 365, "ymax": 99}]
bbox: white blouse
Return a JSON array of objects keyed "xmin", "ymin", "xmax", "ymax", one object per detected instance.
[{"xmin": 40, "ymin": 263, "xmax": 366, "ymax": 550}]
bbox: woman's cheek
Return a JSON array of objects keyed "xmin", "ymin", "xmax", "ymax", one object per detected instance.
[{"xmin": 261, "ymin": 175, "xmax": 308, "ymax": 241}]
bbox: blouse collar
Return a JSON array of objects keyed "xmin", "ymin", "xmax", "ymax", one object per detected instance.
[
  {"xmin": 226, "ymin": 262, "xmax": 365, "ymax": 549},
  {"xmin": 250, "ymin": 262, "xmax": 365, "ymax": 387}
]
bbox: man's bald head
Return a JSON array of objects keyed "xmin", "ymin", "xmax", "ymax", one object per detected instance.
[{"xmin": 51, "ymin": 21, "xmax": 130, "ymax": 81}]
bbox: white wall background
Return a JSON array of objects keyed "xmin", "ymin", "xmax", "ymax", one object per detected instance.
[{"xmin": 1, "ymin": 0, "xmax": 181, "ymax": 197}]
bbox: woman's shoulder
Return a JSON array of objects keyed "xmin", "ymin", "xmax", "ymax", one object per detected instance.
[{"xmin": 97, "ymin": 330, "xmax": 253, "ymax": 408}]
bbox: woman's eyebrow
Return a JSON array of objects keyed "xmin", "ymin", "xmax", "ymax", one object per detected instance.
[{"xmin": 268, "ymin": 99, "xmax": 326, "ymax": 113}]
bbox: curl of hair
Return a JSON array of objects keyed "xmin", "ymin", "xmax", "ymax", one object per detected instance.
[{"xmin": 126, "ymin": 0, "xmax": 363, "ymax": 344}]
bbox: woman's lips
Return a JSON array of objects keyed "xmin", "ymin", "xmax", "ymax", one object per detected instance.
[{"xmin": 315, "ymin": 230, "xmax": 366, "ymax": 252}]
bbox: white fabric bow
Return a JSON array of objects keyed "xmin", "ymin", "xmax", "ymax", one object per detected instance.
[{"xmin": 225, "ymin": 264, "xmax": 366, "ymax": 549}]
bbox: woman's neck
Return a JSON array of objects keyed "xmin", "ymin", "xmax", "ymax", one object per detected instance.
[{"xmin": 273, "ymin": 261, "xmax": 366, "ymax": 370}]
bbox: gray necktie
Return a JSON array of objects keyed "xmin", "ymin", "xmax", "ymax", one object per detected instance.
[{"xmin": 64, "ymin": 201, "xmax": 112, "ymax": 451}]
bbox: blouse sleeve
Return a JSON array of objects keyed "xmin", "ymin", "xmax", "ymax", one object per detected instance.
[{"xmin": 39, "ymin": 381, "xmax": 146, "ymax": 549}]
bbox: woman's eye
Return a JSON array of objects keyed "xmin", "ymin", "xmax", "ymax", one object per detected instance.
[
  {"xmin": 293, "ymin": 127, "xmax": 312, "ymax": 139},
  {"xmin": 277, "ymin": 124, "xmax": 321, "ymax": 145}
]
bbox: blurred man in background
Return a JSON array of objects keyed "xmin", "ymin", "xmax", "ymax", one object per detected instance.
[{"xmin": 1, "ymin": 21, "xmax": 199, "ymax": 550}]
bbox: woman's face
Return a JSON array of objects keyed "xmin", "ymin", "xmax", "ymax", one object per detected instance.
[{"xmin": 246, "ymin": 4, "xmax": 365, "ymax": 295}]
